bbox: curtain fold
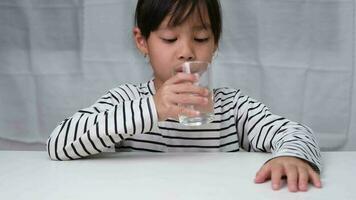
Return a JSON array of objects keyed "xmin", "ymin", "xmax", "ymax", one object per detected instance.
[{"xmin": 0, "ymin": 0, "xmax": 354, "ymax": 150}]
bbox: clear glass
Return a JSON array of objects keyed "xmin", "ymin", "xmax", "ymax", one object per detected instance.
[{"xmin": 173, "ymin": 61, "xmax": 214, "ymax": 126}]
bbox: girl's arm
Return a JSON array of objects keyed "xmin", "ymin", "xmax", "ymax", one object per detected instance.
[
  {"xmin": 233, "ymin": 90, "xmax": 321, "ymax": 172},
  {"xmin": 46, "ymin": 86, "xmax": 158, "ymax": 161}
]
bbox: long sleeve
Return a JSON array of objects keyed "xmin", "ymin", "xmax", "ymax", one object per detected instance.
[
  {"xmin": 46, "ymin": 87, "xmax": 158, "ymax": 161},
  {"xmin": 234, "ymin": 90, "xmax": 322, "ymax": 172}
]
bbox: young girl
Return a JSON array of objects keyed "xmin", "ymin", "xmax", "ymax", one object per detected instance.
[{"xmin": 47, "ymin": 0, "xmax": 322, "ymax": 192}]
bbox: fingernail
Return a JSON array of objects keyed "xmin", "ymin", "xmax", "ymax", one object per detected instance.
[
  {"xmin": 272, "ymin": 184, "xmax": 279, "ymax": 190},
  {"xmin": 316, "ymin": 182, "xmax": 322, "ymax": 188},
  {"xmin": 205, "ymin": 89, "xmax": 209, "ymax": 96},
  {"xmin": 300, "ymin": 184, "xmax": 307, "ymax": 191},
  {"xmin": 203, "ymin": 98, "xmax": 208, "ymax": 104},
  {"xmin": 254, "ymin": 177, "xmax": 262, "ymax": 183},
  {"xmin": 194, "ymin": 73, "xmax": 199, "ymax": 79},
  {"xmin": 290, "ymin": 185, "xmax": 297, "ymax": 192}
]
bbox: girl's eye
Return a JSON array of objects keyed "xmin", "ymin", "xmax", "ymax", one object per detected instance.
[
  {"xmin": 162, "ymin": 38, "xmax": 177, "ymax": 43},
  {"xmin": 195, "ymin": 37, "xmax": 210, "ymax": 43}
]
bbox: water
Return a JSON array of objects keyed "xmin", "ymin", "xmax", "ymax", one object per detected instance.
[{"xmin": 179, "ymin": 112, "xmax": 214, "ymax": 126}]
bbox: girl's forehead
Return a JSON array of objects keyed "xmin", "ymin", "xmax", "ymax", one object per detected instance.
[{"xmin": 158, "ymin": 10, "xmax": 211, "ymax": 31}]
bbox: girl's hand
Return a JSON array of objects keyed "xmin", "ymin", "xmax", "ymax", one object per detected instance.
[
  {"xmin": 254, "ymin": 156, "xmax": 322, "ymax": 192},
  {"xmin": 153, "ymin": 73, "xmax": 209, "ymax": 121}
]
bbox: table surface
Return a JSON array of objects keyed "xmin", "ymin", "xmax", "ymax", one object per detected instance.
[{"xmin": 0, "ymin": 151, "xmax": 354, "ymax": 200}]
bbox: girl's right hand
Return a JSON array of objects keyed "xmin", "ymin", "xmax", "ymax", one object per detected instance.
[{"xmin": 153, "ymin": 73, "xmax": 210, "ymax": 121}]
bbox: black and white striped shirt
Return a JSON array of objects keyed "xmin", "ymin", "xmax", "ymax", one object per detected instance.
[{"xmin": 47, "ymin": 79, "xmax": 321, "ymax": 171}]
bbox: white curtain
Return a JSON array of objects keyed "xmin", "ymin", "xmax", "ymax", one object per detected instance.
[{"xmin": 0, "ymin": 0, "xmax": 355, "ymax": 151}]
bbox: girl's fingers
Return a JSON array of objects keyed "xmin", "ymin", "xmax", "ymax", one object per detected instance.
[
  {"xmin": 173, "ymin": 82, "xmax": 209, "ymax": 97},
  {"xmin": 271, "ymin": 165, "xmax": 283, "ymax": 190},
  {"xmin": 285, "ymin": 165, "xmax": 298, "ymax": 192},
  {"xmin": 174, "ymin": 105, "xmax": 200, "ymax": 118},
  {"xmin": 172, "ymin": 93, "xmax": 209, "ymax": 106},
  {"xmin": 166, "ymin": 72, "xmax": 197, "ymax": 85},
  {"xmin": 166, "ymin": 96, "xmax": 207, "ymax": 118},
  {"xmin": 155, "ymin": 72, "xmax": 210, "ymax": 121},
  {"xmin": 308, "ymin": 168, "xmax": 322, "ymax": 188},
  {"xmin": 298, "ymin": 167, "xmax": 309, "ymax": 192},
  {"xmin": 256, "ymin": 157, "xmax": 322, "ymax": 192},
  {"xmin": 255, "ymin": 165, "xmax": 271, "ymax": 183}
]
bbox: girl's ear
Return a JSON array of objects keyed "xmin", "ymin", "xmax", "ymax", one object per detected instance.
[{"xmin": 133, "ymin": 27, "xmax": 148, "ymax": 56}]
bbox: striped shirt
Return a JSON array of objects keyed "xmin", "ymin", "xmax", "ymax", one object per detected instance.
[{"xmin": 47, "ymin": 79, "xmax": 321, "ymax": 172}]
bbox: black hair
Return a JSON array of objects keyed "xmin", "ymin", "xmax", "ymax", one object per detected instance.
[{"xmin": 135, "ymin": 0, "xmax": 222, "ymax": 44}]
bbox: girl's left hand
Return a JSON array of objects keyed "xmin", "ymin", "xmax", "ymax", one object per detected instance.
[{"xmin": 254, "ymin": 156, "xmax": 322, "ymax": 192}]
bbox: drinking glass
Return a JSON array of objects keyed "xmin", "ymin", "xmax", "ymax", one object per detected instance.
[{"xmin": 173, "ymin": 61, "xmax": 214, "ymax": 126}]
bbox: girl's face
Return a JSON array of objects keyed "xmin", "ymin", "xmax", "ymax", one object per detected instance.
[{"xmin": 134, "ymin": 9, "xmax": 217, "ymax": 90}]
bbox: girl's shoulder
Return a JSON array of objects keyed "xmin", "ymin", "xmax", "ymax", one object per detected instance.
[
  {"xmin": 108, "ymin": 79, "xmax": 154, "ymax": 101},
  {"xmin": 213, "ymin": 87, "xmax": 241, "ymax": 98}
]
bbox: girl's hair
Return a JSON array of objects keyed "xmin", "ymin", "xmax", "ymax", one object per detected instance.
[{"xmin": 135, "ymin": 0, "xmax": 222, "ymax": 44}]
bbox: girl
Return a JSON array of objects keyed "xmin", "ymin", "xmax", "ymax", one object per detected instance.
[{"xmin": 47, "ymin": 0, "xmax": 322, "ymax": 192}]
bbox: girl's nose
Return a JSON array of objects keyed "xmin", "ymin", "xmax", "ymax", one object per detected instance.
[
  {"xmin": 178, "ymin": 40, "xmax": 195, "ymax": 61},
  {"xmin": 179, "ymin": 54, "xmax": 194, "ymax": 61}
]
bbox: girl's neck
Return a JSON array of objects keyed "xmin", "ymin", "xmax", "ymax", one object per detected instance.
[{"xmin": 153, "ymin": 78, "xmax": 163, "ymax": 93}]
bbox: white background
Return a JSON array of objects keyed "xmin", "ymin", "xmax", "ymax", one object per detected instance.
[{"xmin": 0, "ymin": 0, "xmax": 354, "ymax": 151}]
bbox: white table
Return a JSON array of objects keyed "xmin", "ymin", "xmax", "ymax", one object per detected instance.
[{"xmin": 0, "ymin": 151, "xmax": 354, "ymax": 200}]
